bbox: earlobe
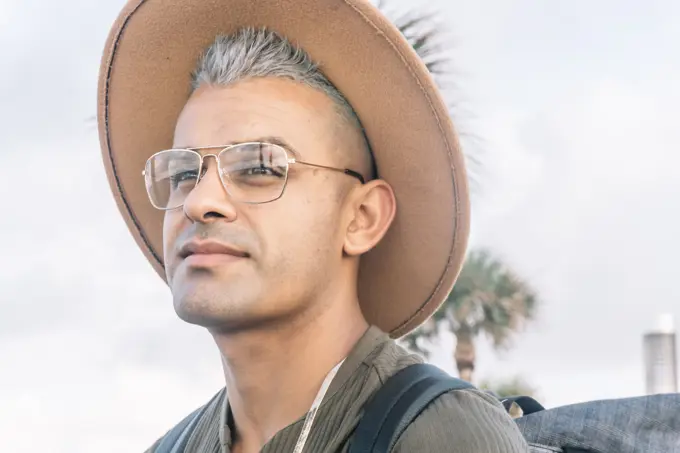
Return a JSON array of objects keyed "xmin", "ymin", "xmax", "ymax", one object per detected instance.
[{"xmin": 343, "ymin": 180, "xmax": 396, "ymax": 257}]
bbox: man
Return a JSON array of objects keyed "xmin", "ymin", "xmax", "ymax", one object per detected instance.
[{"xmin": 97, "ymin": 1, "xmax": 528, "ymax": 452}]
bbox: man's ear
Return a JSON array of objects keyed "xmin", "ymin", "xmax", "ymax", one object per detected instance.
[{"xmin": 343, "ymin": 180, "xmax": 396, "ymax": 256}]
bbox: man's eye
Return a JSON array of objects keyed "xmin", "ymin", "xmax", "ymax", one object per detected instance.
[{"xmin": 170, "ymin": 170, "xmax": 198, "ymax": 187}]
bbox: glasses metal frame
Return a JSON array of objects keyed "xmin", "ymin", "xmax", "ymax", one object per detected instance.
[{"xmin": 142, "ymin": 141, "xmax": 366, "ymax": 210}]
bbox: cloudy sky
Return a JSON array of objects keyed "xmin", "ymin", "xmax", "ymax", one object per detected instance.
[{"xmin": 2, "ymin": 0, "xmax": 679, "ymax": 451}]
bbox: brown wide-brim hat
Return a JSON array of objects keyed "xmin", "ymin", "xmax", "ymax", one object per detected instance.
[{"xmin": 97, "ymin": 0, "xmax": 470, "ymax": 338}]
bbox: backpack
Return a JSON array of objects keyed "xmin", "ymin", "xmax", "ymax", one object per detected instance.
[
  {"xmin": 156, "ymin": 364, "xmax": 680, "ymax": 452},
  {"xmin": 348, "ymin": 364, "xmax": 680, "ymax": 453}
]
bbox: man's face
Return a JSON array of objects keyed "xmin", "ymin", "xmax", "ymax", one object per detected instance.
[{"xmin": 163, "ymin": 78, "xmax": 365, "ymax": 331}]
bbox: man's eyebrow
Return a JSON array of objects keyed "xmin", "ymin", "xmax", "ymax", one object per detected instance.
[
  {"xmin": 257, "ymin": 136, "xmax": 299, "ymax": 156},
  {"xmin": 176, "ymin": 136, "xmax": 300, "ymax": 156}
]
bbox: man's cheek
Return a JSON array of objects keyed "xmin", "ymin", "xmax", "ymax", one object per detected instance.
[{"xmin": 162, "ymin": 212, "xmax": 183, "ymax": 256}]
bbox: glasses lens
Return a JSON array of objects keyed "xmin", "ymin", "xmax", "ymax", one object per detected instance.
[
  {"xmin": 220, "ymin": 143, "xmax": 289, "ymax": 203},
  {"xmin": 145, "ymin": 149, "xmax": 201, "ymax": 209}
]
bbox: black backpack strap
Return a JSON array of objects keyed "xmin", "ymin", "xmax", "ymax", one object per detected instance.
[
  {"xmin": 349, "ymin": 363, "xmax": 473, "ymax": 453},
  {"xmin": 155, "ymin": 404, "xmax": 208, "ymax": 453}
]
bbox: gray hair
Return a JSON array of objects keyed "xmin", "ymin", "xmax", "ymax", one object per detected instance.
[{"xmin": 191, "ymin": 28, "xmax": 372, "ymax": 170}]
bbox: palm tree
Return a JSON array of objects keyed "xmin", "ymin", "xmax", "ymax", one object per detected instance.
[{"xmin": 403, "ymin": 249, "xmax": 538, "ymax": 383}]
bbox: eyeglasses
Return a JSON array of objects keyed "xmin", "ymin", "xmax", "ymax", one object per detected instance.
[{"xmin": 142, "ymin": 141, "xmax": 365, "ymax": 210}]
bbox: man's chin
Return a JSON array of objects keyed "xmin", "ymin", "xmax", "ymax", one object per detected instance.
[
  {"xmin": 173, "ymin": 298, "xmax": 240, "ymax": 327},
  {"xmin": 169, "ymin": 272, "xmax": 255, "ymax": 312},
  {"xmin": 173, "ymin": 299, "xmax": 301, "ymax": 335}
]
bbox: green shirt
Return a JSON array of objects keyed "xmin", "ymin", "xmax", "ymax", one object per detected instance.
[{"xmin": 147, "ymin": 326, "xmax": 528, "ymax": 452}]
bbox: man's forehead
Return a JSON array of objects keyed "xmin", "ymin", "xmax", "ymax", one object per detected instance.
[
  {"xmin": 182, "ymin": 78, "xmax": 339, "ymax": 120},
  {"xmin": 173, "ymin": 81, "xmax": 339, "ymax": 154}
]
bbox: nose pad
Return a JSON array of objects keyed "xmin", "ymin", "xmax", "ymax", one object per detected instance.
[
  {"xmin": 196, "ymin": 155, "xmax": 223, "ymax": 187},
  {"xmin": 182, "ymin": 154, "xmax": 238, "ymax": 222},
  {"xmin": 185, "ymin": 155, "xmax": 225, "ymax": 201}
]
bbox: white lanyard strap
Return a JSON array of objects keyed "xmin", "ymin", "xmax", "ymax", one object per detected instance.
[{"xmin": 292, "ymin": 359, "xmax": 345, "ymax": 453}]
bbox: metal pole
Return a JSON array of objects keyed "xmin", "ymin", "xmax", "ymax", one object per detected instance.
[{"xmin": 643, "ymin": 314, "xmax": 678, "ymax": 395}]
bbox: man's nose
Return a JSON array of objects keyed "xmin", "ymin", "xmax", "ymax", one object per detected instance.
[{"xmin": 182, "ymin": 157, "xmax": 238, "ymax": 223}]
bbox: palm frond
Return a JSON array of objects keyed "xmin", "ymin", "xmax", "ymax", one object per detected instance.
[
  {"xmin": 407, "ymin": 248, "xmax": 539, "ymax": 354},
  {"xmin": 390, "ymin": 8, "xmax": 449, "ymax": 80}
]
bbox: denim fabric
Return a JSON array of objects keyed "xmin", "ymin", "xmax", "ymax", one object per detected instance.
[{"xmin": 515, "ymin": 394, "xmax": 680, "ymax": 452}]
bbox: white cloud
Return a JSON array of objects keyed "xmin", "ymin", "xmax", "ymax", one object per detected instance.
[{"xmin": 0, "ymin": 327, "xmax": 223, "ymax": 453}]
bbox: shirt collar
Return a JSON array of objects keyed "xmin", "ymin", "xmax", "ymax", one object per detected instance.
[
  {"xmin": 218, "ymin": 325, "xmax": 390, "ymax": 451},
  {"xmin": 325, "ymin": 325, "xmax": 389, "ymax": 397}
]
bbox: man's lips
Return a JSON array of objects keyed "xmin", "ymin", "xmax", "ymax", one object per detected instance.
[{"xmin": 178, "ymin": 240, "xmax": 250, "ymax": 261}]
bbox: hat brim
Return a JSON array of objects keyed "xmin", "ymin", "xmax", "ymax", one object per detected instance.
[{"xmin": 97, "ymin": 0, "xmax": 470, "ymax": 338}]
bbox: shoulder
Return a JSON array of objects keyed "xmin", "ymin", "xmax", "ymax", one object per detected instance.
[
  {"xmin": 368, "ymin": 338, "xmax": 425, "ymax": 380},
  {"xmin": 392, "ymin": 387, "xmax": 529, "ymax": 453},
  {"xmin": 144, "ymin": 388, "xmax": 226, "ymax": 453}
]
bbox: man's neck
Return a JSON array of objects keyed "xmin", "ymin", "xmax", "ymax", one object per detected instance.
[{"xmin": 212, "ymin": 297, "xmax": 369, "ymax": 453}]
